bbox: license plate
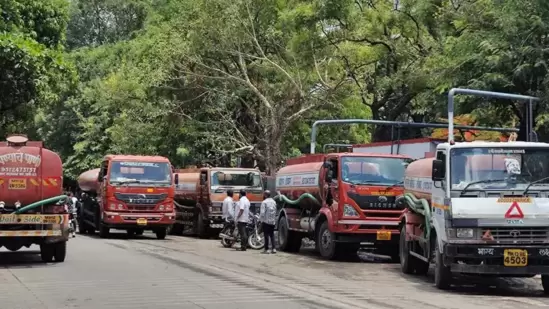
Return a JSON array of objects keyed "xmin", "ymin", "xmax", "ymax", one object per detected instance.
[
  {"xmin": 8, "ymin": 179, "xmax": 26, "ymax": 190},
  {"xmin": 504, "ymin": 249, "xmax": 528, "ymax": 267},
  {"xmin": 136, "ymin": 218, "xmax": 147, "ymax": 226},
  {"xmin": 376, "ymin": 230, "xmax": 391, "ymax": 241}
]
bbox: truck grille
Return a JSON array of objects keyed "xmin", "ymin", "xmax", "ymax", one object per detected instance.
[
  {"xmin": 347, "ymin": 192, "xmax": 402, "ymax": 210},
  {"xmin": 482, "ymin": 227, "xmax": 549, "ymax": 242},
  {"xmin": 114, "ymin": 193, "xmax": 167, "ymax": 205}
]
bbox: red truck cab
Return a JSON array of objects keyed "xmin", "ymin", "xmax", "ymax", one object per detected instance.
[{"xmin": 78, "ymin": 155, "xmax": 175, "ymax": 239}]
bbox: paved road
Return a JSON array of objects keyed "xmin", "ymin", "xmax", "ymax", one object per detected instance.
[{"xmin": 0, "ymin": 233, "xmax": 548, "ymax": 309}]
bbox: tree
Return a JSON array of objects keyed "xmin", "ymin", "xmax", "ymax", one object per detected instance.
[{"xmin": 0, "ymin": 0, "xmax": 74, "ymax": 138}]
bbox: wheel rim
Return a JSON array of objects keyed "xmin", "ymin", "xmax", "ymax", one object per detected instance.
[
  {"xmin": 321, "ymin": 229, "xmax": 332, "ymax": 250},
  {"xmin": 249, "ymin": 233, "xmax": 264, "ymax": 249},
  {"xmin": 279, "ymin": 220, "xmax": 287, "ymax": 246}
]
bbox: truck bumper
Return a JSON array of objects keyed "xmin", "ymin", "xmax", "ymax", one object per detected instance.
[
  {"xmin": 102, "ymin": 211, "xmax": 175, "ymax": 229},
  {"xmin": 334, "ymin": 220, "xmax": 400, "ymax": 245},
  {"xmin": 444, "ymin": 244, "xmax": 549, "ymax": 275}
]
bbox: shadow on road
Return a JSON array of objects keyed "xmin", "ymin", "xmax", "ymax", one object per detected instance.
[
  {"xmin": 391, "ymin": 266, "xmax": 547, "ymax": 298},
  {"xmin": 0, "ymin": 250, "xmax": 48, "ymax": 268}
]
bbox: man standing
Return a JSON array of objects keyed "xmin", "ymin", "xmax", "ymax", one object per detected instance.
[
  {"xmin": 259, "ymin": 190, "xmax": 277, "ymax": 254},
  {"xmin": 236, "ymin": 189, "xmax": 250, "ymax": 251},
  {"xmin": 222, "ymin": 189, "xmax": 234, "ymax": 226}
]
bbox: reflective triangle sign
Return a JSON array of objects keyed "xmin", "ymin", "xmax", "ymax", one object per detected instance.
[{"xmin": 504, "ymin": 201, "xmax": 524, "ymax": 219}]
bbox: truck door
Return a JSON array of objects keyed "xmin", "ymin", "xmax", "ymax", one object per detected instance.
[
  {"xmin": 199, "ymin": 170, "xmax": 208, "ymax": 205},
  {"xmin": 98, "ymin": 160, "xmax": 109, "ymax": 209}
]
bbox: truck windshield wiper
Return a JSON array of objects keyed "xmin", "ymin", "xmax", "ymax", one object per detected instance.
[
  {"xmin": 112, "ymin": 179, "xmax": 141, "ymax": 185},
  {"xmin": 459, "ymin": 179, "xmax": 506, "ymax": 197},
  {"xmin": 522, "ymin": 176, "xmax": 549, "ymax": 195}
]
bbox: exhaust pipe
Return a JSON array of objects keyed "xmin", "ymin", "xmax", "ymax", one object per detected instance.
[{"xmin": 219, "ymin": 233, "xmax": 235, "ymax": 240}]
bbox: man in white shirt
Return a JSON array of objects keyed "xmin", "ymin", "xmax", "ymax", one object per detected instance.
[
  {"xmin": 222, "ymin": 189, "xmax": 234, "ymax": 224},
  {"xmin": 236, "ymin": 189, "xmax": 250, "ymax": 251}
]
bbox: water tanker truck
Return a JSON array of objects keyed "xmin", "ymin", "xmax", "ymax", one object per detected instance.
[
  {"xmin": 275, "ymin": 153, "xmax": 412, "ymax": 260},
  {"xmin": 172, "ymin": 167, "xmax": 264, "ymax": 237},
  {"xmin": 77, "ymin": 155, "xmax": 175, "ymax": 239},
  {"xmin": 0, "ymin": 135, "xmax": 69, "ymax": 262},
  {"xmin": 399, "ymin": 88, "xmax": 549, "ymax": 291}
]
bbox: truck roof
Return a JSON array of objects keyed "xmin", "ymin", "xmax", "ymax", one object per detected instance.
[
  {"xmin": 286, "ymin": 152, "xmax": 411, "ymax": 165},
  {"xmin": 105, "ymin": 154, "xmax": 170, "ymax": 162},
  {"xmin": 439, "ymin": 141, "xmax": 549, "ymax": 149},
  {"xmin": 175, "ymin": 167, "xmax": 260, "ymax": 173}
]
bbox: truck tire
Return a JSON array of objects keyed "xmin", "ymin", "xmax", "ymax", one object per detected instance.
[
  {"xmin": 434, "ymin": 240, "xmax": 451, "ymax": 290},
  {"xmin": 54, "ymin": 242, "xmax": 67, "ymax": 262},
  {"xmin": 277, "ymin": 216, "xmax": 301, "ymax": 252},
  {"xmin": 194, "ymin": 211, "xmax": 208, "ymax": 239},
  {"xmin": 155, "ymin": 228, "xmax": 167, "ymax": 240},
  {"xmin": 541, "ymin": 275, "xmax": 549, "ymax": 295},
  {"xmin": 399, "ymin": 224, "xmax": 429, "ymax": 274},
  {"xmin": 40, "ymin": 244, "xmax": 54, "ymax": 263},
  {"xmin": 317, "ymin": 221, "xmax": 337, "ymax": 260},
  {"xmin": 99, "ymin": 224, "xmax": 110, "ymax": 238}
]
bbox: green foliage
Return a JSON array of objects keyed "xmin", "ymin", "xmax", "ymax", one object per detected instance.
[{"xmin": 5, "ymin": 0, "xmax": 549, "ymax": 179}]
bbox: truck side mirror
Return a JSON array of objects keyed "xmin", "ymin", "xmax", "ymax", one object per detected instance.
[
  {"xmin": 432, "ymin": 159, "xmax": 445, "ymax": 181},
  {"xmin": 174, "ymin": 174, "xmax": 179, "ymax": 185}
]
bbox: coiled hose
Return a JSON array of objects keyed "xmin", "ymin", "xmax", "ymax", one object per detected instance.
[
  {"xmin": 12, "ymin": 195, "xmax": 68, "ymax": 214},
  {"xmin": 403, "ymin": 192, "xmax": 432, "ymax": 240},
  {"xmin": 273, "ymin": 192, "xmax": 319, "ymax": 205}
]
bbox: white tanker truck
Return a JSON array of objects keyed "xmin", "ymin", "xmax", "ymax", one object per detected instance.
[{"xmin": 399, "ymin": 89, "xmax": 549, "ymax": 292}]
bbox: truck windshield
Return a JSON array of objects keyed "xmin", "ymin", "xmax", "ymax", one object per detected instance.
[
  {"xmin": 109, "ymin": 162, "xmax": 172, "ymax": 185},
  {"xmin": 341, "ymin": 156, "xmax": 412, "ymax": 185},
  {"xmin": 450, "ymin": 147, "xmax": 549, "ymax": 191},
  {"xmin": 210, "ymin": 171, "xmax": 262, "ymax": 189}
]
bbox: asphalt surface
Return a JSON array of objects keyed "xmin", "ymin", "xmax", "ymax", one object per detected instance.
[{"xmin": 0, "ymin": 232, "xmax": 548, "ymax": 309}]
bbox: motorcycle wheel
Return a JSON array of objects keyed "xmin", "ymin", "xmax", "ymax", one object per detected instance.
[
  {"xmin": 221, "ymin": 237, "xmax": 235, "ymax": 248},
  {"xmin": 248, "ymin": 232, "xmax": 265, "ymax": 250}
]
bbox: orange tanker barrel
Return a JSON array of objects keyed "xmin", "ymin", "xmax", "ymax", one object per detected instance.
[
  {"xmin": 0, "ymin": 134, "xmax": 63, "ymax": 206},
  {"xmin": 275, "ymin": 159, "xmax": 323, "ymax": 210},
  {"xmin": 404, "ymin": 158, "xmax": 435, "ymax": 202},
  {"xmin": 77, "ymin": 168, "xmax": 100, "ymax": 193}
]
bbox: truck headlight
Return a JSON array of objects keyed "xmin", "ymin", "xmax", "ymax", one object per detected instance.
[
  {"xmin": 159, "ymin": 205, "xmax": 165, "ymax": 211},
  {"xmin": 343, "ymin": 204, "xmax": 359, "ymax": 217},
  {"xmin": 456, "ymin": 228, "xmax": 474, "ymax": 238}
]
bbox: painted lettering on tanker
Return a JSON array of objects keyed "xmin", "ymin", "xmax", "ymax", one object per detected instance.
[
  {"xmin": 0, "ymin": 167, "xmax": 37, "ymax": 177},
  {"xmin": 404, "ymin": 176, "xmax": 433, "ymax": 193},
  {"xmin": 276, "ymin": 173, "xmax": 318, "ymax": 187},
  {"xmin": 176, "ymin": 182, "xmax": 196, "ymax": 191},
  {"xmin": 0, "ymin": 153, "xmax": 41, "ymax": 166}
]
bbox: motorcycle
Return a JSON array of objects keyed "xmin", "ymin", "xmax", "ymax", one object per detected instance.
[{"xmin": 219, "ymin": 213, "xmax": 264, "ymax": 250}]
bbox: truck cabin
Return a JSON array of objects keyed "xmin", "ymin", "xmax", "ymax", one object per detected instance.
[
  {"xmin": 99, "ymin": 156, "xmax": 173, "ymax": 187},
  {"xmin": 174, "ymin": 168, "xmax": 263, "ymax": 194},
  {"xmin": 325, "ymin": 154, "xmax": 412, "ymax": 186},
  {"xmin": 438, "ymin": 144, "xmax": 549, "ymax": 195},
  {"xmin": 208, "ymin": 169, "xmax": 263, "ymax": 194}
]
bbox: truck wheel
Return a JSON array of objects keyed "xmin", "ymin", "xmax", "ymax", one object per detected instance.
[
  {"xmin": 194, "ymin": 212, "xmax": 208, "ymax": 239},
  {"xmin": 155, "ymin": 228, "xmax": 167, "ymax": 240},
  {"xmin": 99, "ymin": 224, "xmax": 110, "ymax": 238},
  {"xmin": 40, "ymin": 244, "xmax": 54, "ymax": 263},
  {"xmin": 434, "ymin": 240, "xmax": 452, "ymax": 290},
  {"xmin": 541, "ymin": 275, "xmax": 549, "ymax": 294},
  {"xmin": 317, "ymin": 221, "xmax": 337, "ymax": 260},
  {"xmin": 54, "ymin": 242, "xmax": 67, "ymax": 262},
  {"xmin": 399, "ymin": 225, "xmax": 415, "ymax": 274},
  {"xmin": 277, "ymin": 216, "xmax": 301, "ymax": 252}
]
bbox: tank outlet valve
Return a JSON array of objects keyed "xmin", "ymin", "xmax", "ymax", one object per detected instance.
[{"xmin": 14, "ymin": 201, "xmax": 21, "ymax": 209}]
